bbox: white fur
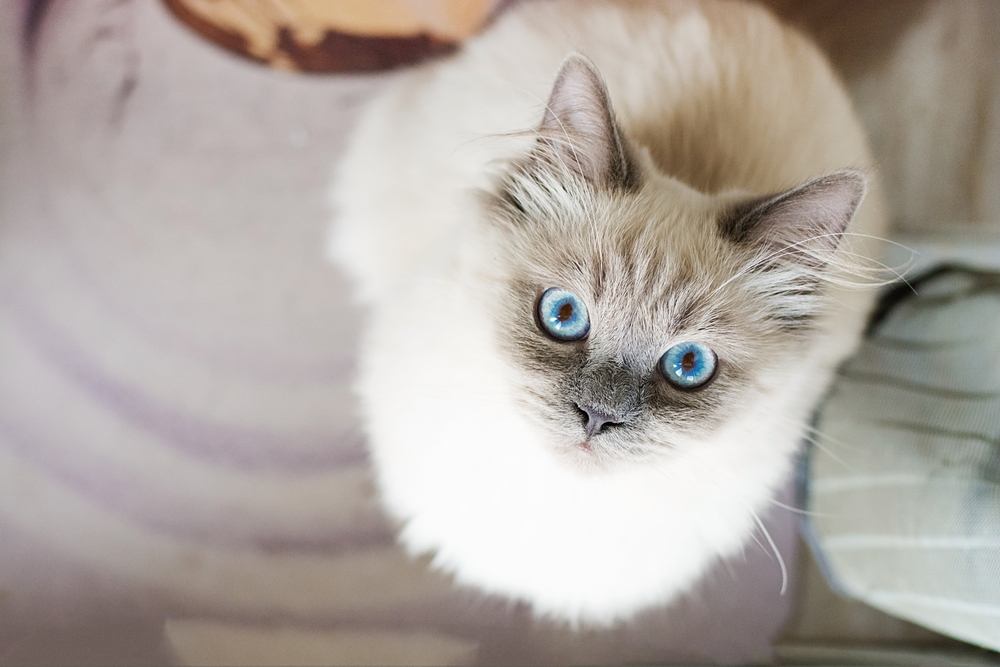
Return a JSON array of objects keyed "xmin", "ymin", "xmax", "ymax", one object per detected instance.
[{"xmin": 328, "ymin": 0, "xmax": 887, "ymax": 624}]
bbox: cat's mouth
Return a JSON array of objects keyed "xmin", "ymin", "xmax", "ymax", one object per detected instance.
[
  {"xmin": 565, "ymin": 417, "xmax": 677, "ymax": 470},
  {"xmin": 555, "ymin": 439, "xmax": 615, "ymax": 473},
  {"xmin": 520, "ymin": 396, "xmax": 660, "ymax": 468},
  {"xmin": 555, "ymin": 423, "xmax": 658, "ymax": 471}
]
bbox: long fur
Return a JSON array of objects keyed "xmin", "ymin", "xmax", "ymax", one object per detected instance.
[{"xmin": 328, "ymin": 0, "xmax": 889, "ymax": 625}]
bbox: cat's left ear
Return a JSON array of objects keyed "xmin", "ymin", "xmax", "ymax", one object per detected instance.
[
  {"xmin": 720, "ymin": 170, "xmax": 867, "ymax": 266},
  {"xmin": 536, "ymin": 54, "xmax": 637, "ymax": 189}
]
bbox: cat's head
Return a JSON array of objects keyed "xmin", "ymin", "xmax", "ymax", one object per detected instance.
[{"xmin": 482, "ymin": 55, "xmax": 867, "ymax": 468}]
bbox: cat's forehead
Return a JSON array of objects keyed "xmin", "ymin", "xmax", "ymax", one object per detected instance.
[
  {"xmin": 524, "ymin": 226, "xmax": 728, "ymax": 339},
  {"xmin": 525, "ymin": 195, "xmax": 726, "ymax": 297}
]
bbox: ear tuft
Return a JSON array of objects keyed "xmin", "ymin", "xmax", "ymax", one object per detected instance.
[{"xmin": 536, "ymin": 54, "xmax": 636, "ymax": 189}]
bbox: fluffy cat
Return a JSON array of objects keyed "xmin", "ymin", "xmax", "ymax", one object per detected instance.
[{"xmin": 329, "ymin": 0, "xmax": 887, "ymax": 624}]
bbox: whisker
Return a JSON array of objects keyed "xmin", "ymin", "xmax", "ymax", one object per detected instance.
[
  {"xmin": 749, "ymin": 506, "xmax": 789, "ymax": 595},
  {"xmin": 766, "ymin": 497, "xmax": 827, "ymax": 518},
  {"xmin": 771, "ymin": 414, "xmax": 863, "ymax": 454},
  {"xmin": 710, "ymin": 232, "xmax": 916, "ymax": 298}
]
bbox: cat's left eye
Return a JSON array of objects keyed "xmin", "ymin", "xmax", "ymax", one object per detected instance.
[
  {"xmin": 536, "ymin": 287, "xmax": 590, "ymax": 341},
  {"xmin": 659, "ymin": 341, "xmax": 718, "ymax": 390}
]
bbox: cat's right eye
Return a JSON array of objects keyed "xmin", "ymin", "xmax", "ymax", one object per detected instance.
[
  {"xmin": 659, "ymin": 341, "xmax": 718, "ymax": 390},
  {"xmin": 536, "ymin": 287, "xmax": 590, "ymax": 341}
]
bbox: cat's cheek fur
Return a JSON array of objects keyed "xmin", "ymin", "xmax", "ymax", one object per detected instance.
[
  {"xmin": 351, "ymin": 237, "xmax": 824, "ymax": 624},
  {"xmin": 330, "ymin": 0, "xmax": 887, "ymax": 624},
  {"xmin": 357, "ymin": 276, "xmax": 817, "ymax": 623}
]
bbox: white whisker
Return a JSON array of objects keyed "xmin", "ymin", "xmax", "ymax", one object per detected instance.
[
  {"xmin": 766, "ymin": 497, "xmax": 826, "ymax": 518},
  {"xmin": 749, "ymin": 506, "xmax": 789, "ymax": 595}
]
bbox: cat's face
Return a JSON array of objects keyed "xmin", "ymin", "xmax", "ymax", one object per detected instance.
[{"xmin": 482, "ymin": 56, "xmax": 866, "ymax": 468}]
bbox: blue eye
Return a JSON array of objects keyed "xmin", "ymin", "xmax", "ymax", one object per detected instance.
[
  {"xmin": 659, "ymin": 341, "xmax": 718, "ymax": 390},
  {"xmin": 537, "ymin": 287, "xmax": 590, "ymax": 341}
]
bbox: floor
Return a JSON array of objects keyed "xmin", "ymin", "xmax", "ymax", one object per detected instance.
[
  {"xmin": 0, "ymin": 2, "xmax": 805, "ymax": 664},
  {"xmin": 4, "ymin": 1, "xmax": 998, "ymax": 664}
]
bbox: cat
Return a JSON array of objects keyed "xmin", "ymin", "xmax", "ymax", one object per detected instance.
[{"xmin": 328, "ymin": 0, "xmax": 888, "ymax": 625}]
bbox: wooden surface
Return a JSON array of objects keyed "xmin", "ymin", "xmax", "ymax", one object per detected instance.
[{"xmin": 163, "ymin": 0, "xmax": 501, "ymax": 72}]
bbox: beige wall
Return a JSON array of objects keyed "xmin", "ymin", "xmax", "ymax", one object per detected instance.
[{"xmin": 768, "ymin": 0, "xmax": 1000, "ymax": 231}]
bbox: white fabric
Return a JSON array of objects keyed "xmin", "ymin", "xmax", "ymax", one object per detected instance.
[{"xmin": 806, "ymin": 257, "xmax": 1000, "ymax": 653}]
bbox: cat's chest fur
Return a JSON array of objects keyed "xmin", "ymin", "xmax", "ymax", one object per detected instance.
[
  {"xmin": 330, "ymin": 0, "xmax": 886, "ymax": 623},
  {"xmin": 357, "ymin": 276, "xmax": 820, "ymax": 621}
]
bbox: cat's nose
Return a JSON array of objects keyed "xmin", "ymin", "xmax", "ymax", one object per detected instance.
[{"xmin": 575, "ymin": 403, "xmax": 625, "ymax": 439}]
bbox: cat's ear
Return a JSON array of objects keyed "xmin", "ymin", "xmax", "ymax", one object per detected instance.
[
  {"xmin": 536, "ymin": 54, "xmax": 637, "ymax": 189},
  {"xmin": 720, "ymin": 170, "xmax": 867, "ymax": 265}
]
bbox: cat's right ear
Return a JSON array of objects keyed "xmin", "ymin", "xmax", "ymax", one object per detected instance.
[
  {"xmin": 719, "ymin": 170, "xmax": 868, "ymax": 268},
  {"xmin": 534, "ymin": 54, "xmax": 637, "ymax": 190}
]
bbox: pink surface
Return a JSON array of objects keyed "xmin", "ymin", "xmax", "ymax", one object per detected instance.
[{"xmin": 0, "ymin": 2, "xmax": 797, "ymax": 664}]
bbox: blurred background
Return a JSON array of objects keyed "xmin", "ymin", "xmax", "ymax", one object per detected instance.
[{"xmin": 1, "ymin": 1, "xmax": 998, "ymax": 665}]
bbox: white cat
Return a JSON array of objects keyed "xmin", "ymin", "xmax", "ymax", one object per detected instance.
[{"xmin": 329, "ymin": 0, "xmax": 887, "ymax": 624}]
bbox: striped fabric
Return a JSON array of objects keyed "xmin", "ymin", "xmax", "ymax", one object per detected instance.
[{"xmin": 805, "ymin": 265, "xmax": 1000, "ymax": 652}]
